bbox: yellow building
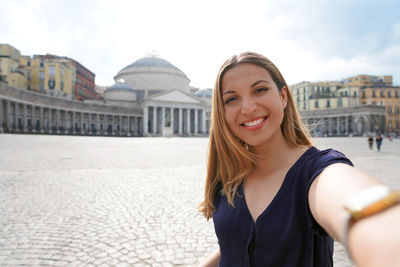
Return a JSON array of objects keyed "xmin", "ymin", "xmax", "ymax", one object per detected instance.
[
  {"xmin": 0, "ymin": 44, "xmax": 27, "ymax": 89},
  {"xmin": 291, "ymin": 81, "xmax": 359, "ymax": 111},
  {"xmin": 361, "ymin": 86, "xmax": 400, "ymax": 134},
  {"xmin": 20, "ymin": 54, "xmax": 75, "ymax": 98},
  {"xmin": 291, "ymin": 75, "xmax": 400, "ymax": 135}
]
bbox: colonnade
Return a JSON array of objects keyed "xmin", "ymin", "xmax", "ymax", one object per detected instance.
[
  {"xmin": 306, "ymin": 114, "xmax": 386, "ymax": 136},
  {"xmin": 0, "ymin": 99, "xmax": 142, "ymax": 136},
  {"xmin": 143, "ymin": 105, "xmax": 207, "ymax": 136}
]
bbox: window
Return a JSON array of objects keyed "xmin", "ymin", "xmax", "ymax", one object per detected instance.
[
  {"xmin": 49, "ymin": 66, "xmax": 55, "ymax": 77},
  {"xmin": 39, "ymin": 71, "xmax": 44, "ymax": 81},
  {"xmin": 372, "ymin": 91, "xmax": 376, "ymax": 97},
  {"xmin": 27, "ymin": 61, "xmax": 31, "ymax": 66},
  {"xmin": 380, "ymin": 90, "xmax": 384, "ymax": 97},
  {"xmin": 338, "ymin": 99, "xmax": 343, "ymax": 107},
  {"xmin": 388, "ymin": 91, "xmax": 392, "ymax": 98},
  {"xmin": 27, "ymin": 71, "xmax": 31, "ymax": 80},
  {"xmin": 326, "ymin": 100, "xmax": 330, "ymax": 108},
  {"xmin": 315, "ymin": 101, "xmax": 319, "ymax": 108},
  {"xmin": 353, "ymin": 91, "xmax": 357, "ymax": 97},
  {"xmin": 40, "ymin": 62, "xmax": 44, "ymax": 67},
  {"xmin": 39, "ymin": 82, "xmax": 44, "ymax": 92}
]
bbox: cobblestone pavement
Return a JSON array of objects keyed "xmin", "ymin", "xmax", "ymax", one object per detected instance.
[{"xmin": 0, "ymin": 135, "xmax": 399, "ymax": 266}]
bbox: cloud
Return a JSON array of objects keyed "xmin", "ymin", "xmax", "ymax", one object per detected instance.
[{"xmin": 1, "ymin": 0, "xmax": 399, "ymax": 86}]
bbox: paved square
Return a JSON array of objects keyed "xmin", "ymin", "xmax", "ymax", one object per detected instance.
[{"xmin": 0, "ymin": 135, "xmax": 399, "ymax": 266}]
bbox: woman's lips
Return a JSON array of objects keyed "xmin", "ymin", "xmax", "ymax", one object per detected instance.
[{"xmin": 241, "ymin": 116, "xmax": 268, "ymax": 130}]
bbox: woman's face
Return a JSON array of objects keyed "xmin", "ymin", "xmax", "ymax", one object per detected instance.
[{"xmin": 221, "ymin": 63, "xmax": 287, "ymax": 147}]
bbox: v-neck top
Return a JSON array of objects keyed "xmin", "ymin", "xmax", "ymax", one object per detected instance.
[{"xmin": 212, "ymin": 147, "xmax": 353, "ymax": 267}]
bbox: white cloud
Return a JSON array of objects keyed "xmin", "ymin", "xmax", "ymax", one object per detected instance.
[{"xmin": 1, "ymin": 0, "xmax": 399, "ymax": 87}]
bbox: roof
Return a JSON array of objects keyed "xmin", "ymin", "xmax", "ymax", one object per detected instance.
[
  {"xmin": 121, "ymin": 56, "xmax": 183, "ymax": 73},
  {"xmin": 106, "ymin": 82, "xmax": 134, "ymax": 92}
]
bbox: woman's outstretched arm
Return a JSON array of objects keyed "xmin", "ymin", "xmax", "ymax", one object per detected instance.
[
  {"xmin": 198, "ymin": 248, "xmax": 220, "ymax": 267},
  {"xmin": 309, "ymin": 163, "xmax": 400, "ymax": 267}
]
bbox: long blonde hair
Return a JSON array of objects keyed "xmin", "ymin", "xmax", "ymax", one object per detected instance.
[{"xmin": 199, "ymin": 52, "xmax": 312, "ymax": 219}]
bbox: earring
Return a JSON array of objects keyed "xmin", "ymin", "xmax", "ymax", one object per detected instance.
[{"xmin": 245, "ymin": 143, "xmax": 249, "ymax": 151}]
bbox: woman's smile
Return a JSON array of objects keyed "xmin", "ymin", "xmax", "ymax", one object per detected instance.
[{"xmin": 241, "ymin": 116, "xmax": 268, "ymax": 130}]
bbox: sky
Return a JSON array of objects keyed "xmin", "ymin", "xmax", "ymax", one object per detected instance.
[{"xmin": 1, "ymin": 0, "xmax": 399, "ymax": 88}]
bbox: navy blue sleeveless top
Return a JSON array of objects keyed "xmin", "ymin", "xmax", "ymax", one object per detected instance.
[{"xmin": 213, "ymin": 147, "xmax": 353, "ymax": 267}]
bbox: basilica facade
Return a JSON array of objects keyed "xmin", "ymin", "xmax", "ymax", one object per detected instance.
[{"xmin": 0, "ymin": 56, "xmax": 210, "ymax": 137}]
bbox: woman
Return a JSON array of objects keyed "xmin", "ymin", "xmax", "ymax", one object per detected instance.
[{"xmin": 199, "ymin": 52, "xmax": 400, "ymax": 267}]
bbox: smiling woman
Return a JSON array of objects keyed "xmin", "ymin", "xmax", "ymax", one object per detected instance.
[{"xmin": 198, "ymin": 52, "xmax": 400, "ymax": 267}]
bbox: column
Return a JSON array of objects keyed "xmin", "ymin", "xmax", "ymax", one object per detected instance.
[
  {"xmin": 6, "ymin": 100, "xmax": 11, "ymax": 131},
  {"xmin": 194, "ymin": 109, "xmax": 198, "ymax": 135},
  {"xmin": 119, "ymin": 115, "xmax": 122, "ymax": 135},
  {"xmin": 88, "ymin": 113, "xmax": 91, "ymax": 134},
  {"xmin": 152, "ymin": 106, "xmax": 157, "ymax": 134},
  {"xmin": 171, "ymin": 108, "xmax": 175, "ymax": 134},
  {"xmin": 186, "ymin": 108, "xmax": 191, "ymax": 135},
  {"xmin": 72, "ymin": 111, "xmax": 76, "ymax": 134},
  {"xmin": 178, "ymin": 108, "xmax": 182, "ymax": 136},
  {"xmin": 345, "ymin": 116, "xmax": 349, "ymax": 135},
  {"xmin": 0, "ymin": 99, "xmax": 3, "ymax": 132},
  {"xmin": 31, "ymin": 105, "xmax": 36, "ymax": 133},
  {"xmin": 112, "ymin": 115, "xmax": 115, "ymax": 135},
  {"xmin": 336, "ymin": 117, "xmax": 340, "ymax": 135},
  {"xmin": 161, "ymin": 107, "xmax": 165, "ymax": 136},
  {"xmin": 80, "ymin": 112, "xmax": 84, "ymax": 134},
  {"xmin": 97, "ymin": 114, "xmax": 100, "ymax": 135},
  {"xmin": 201, "ymin": 109, "xmax": 206, "ymax": 135},
  {"xmin": 14, "ymin": 102, "xmax": 19, "ymax": 132},
  {"xmin": 55, "ymin": 109, "xmax": 60, "ymax": 133},
  {"xmin": 22, "ymin": 104, "xmax": 27, "ymax": 132},
  {"xmin": 39, "ymin": 107, "xmax": 43, "ymax": 133},
  {"xmin": 143, "ymin": 106, "xmax": 148, "ymax": 136},
  {"xmin": 128, "ymin": 116, "xmax": 131, "ymax": 135},
  {"xmin": 48, "ymin": 109, "xmax": 53, "ymax": 133}
]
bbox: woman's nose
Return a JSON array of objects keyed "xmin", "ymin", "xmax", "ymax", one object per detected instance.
[{"xmin": 241, "ymin": 97, "xmax": 257, "ymax": 114}]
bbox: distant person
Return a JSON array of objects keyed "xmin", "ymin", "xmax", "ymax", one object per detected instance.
[
  {"xmin": 199, "ymin": 52, "xmax": 400, "ymax": 267},
  {"xmin": 368, "ymin": 136, "xmax": 374, "ymax": 150},
  {"xmin": 376, "ymin": 134, "xmax": 383, "ymax": 152}
]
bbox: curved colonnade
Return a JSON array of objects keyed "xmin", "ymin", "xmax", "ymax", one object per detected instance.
[
  {"xmin": 302, "ymin": 105, "xmax": 386, "ymax": 136},
  {"xmin": 0, "ymin": 82, "xmax": 143, "ymax": 136}
]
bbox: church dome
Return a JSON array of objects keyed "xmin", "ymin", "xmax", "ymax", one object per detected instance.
[
  {"xmin": 121, "ymin": 57, "xmax": 182, "ymax": 72},
  {"xmin": 104, "ymin": 81, "xmax": 136, "ymax": 102},
  {"xmin": 114, "ymin": 55, "xmax": 191, "ymax": 96}
]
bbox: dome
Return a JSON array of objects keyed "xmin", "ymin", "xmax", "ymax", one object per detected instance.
[
  {"xmin": 114, "ymin": 56, "xmax": 191, "ymax": 96},
  {"xmin": 104, "ymin": 81, "xmax": 136, "ymax": 102},
  {"xmin": 121, "ymin": 57, "xmax": 183, "ymax": 73},
  {"xmin": 107, "ymin": 82, "xmax": 134, "ymax": 92}
]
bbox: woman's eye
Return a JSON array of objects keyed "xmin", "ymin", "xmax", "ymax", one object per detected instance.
[
  {"xmin": 224, "ymin": 97, "xmax": 236, "ymax": 105},
  {"xmin": 256, "ymin": 87, "xmax": 268, "ymax": 93}
]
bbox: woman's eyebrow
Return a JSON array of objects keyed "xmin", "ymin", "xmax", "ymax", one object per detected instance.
[
  {"xmin": 222, "ymin": 90, "xmax": 235, "ymax": 95},
  {"xmin": 251, "ymin": 80, "xmax": 270, "ymax": 87}
]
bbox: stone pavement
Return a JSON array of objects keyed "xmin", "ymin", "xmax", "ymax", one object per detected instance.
[{"xmin": 0, "ymin": 135, "xmax": 399, "ymax": 266}]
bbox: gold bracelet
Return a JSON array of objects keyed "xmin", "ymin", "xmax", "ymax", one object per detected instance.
[{"xmin": 342, "ymin": 186, "xmax": 400, "ymax": 258}]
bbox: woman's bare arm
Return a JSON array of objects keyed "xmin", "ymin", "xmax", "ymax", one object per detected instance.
[
  {"xmin": 309, "ymin": 163, "xmax": 400, "ymax": 267},
  {"xmin": 198, "ymin": 248, "xmax": 220, "ymax": 267}
]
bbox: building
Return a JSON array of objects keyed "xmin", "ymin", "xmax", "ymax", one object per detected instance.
[
  {"xmin": 0, "ymin": 44, "xmax": 27, "ymax": 89},
  {"xmin": 290, "ymin": 75, "xmax": 400, "ymax": 136},
  {"xmin": 20, "ymin": 54, "xmax": 76, "ymax": 99},
  {"xmin": 69, "ymin": 58, "xmax": 98, "ymax": 101},
  {"xmin": 0, "ymin": 44, "xmax": 100, "ymax": 101},
  {"xmin": 0, "ymin": 54, "xmax": 210, "ymax": 137}
]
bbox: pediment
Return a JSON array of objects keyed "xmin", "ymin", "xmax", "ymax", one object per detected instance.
[{"xmin": 150, "ymin": 90, "xmax": 201, "ymax": 104}]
